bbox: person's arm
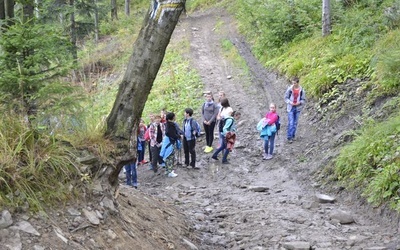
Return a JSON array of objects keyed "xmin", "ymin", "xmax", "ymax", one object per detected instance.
[
  {"xmin": 300, "ymin": 89, "xmax": 306, "ymax": 105},
  {"xmin": 267, "ymin": 113, "xmax": 278, "ymax": 125},
  {"xmin": 222, "ymin": 118, "xmax": 234, "ymax": 135},
  {"xmin": 209, "ymin": 103, "xmax": 218, "ymax": 123},
  {"xmin": 284, "ymin": 88, "xmax": 292, "ymax": 104},
  {"xmin": 217, "ymin": 107, "xmax": 223, "ymax": 120}
]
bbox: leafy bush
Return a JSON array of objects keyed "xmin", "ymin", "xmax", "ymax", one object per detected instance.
[
  {"xmin": 234, "ymin": 0, "xmax": 324, "ymax": 58},
  {"xmin": 335, "ymin": 114, "xmax": 400, "ymax": 210}
]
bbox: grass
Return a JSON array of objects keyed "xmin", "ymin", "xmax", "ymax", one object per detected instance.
[{"xmin": 335, "ymin": 113, "xmax": 400, "ymax": 211}]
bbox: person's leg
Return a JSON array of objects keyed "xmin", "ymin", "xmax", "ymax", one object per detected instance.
[
  {"xmin": 269, "ymin": 133, "xmax": 276, "ymax": 155},
  {"xmin": 148, "ymin": 142, "xmax": 152, "ymax": 169},
  {"xmin": 137, "ymin": 149, "xmax": 143, "ymax": 164},
  {"xmin": 188, "ymin": 139, "xmax": 196, "ymax": 167},
  {"xmin": 209, "ymin": 121, "xmax": 216, "ymax": 147},
  {"xmin": 131, "ymin": 163, "xmax": 137, "ymax": 188},
  {"xmin": 140, "ymin": 141, "xmax": 146, "ymax": 162},
  {"xmin": 218, "ymin": 131, "xmax": 223, "ymax": 147},
  {"xmin": 221, "ymin": 139, "xmax": 229, "ymax": 163},
  {"xmin": 212, "ymin": 137, "xmax": 225, "ymax": 159},
  {"xmin": 287, "ymin": 109, "xmax": 295, "ymax": 140},
  {"xmin": 204, "ymin": 123, "xmax": 211, "ymax": 147},
  {"xmin": 156, "ymin": 146, "xmax": 164, "ymax": 165},
  {"xmin": 292, "ymin": 110, "xmax": 301, "ymax": 139},
  {"xmin": 165, "ymin": 150, "xmax": 175, "ymax": 173},
  {"xmin": 150, "ymin": 146, "xmax": 159, "ymax": 173},
  {"xmin": 183, "ymin": 137, "xmax": 190, "ymax": 166},
  {"xmin": 124, "ymin": 164, "xmax": 132, "ymax": 185},
  {"xmin": 263, "ymin": 138, "xmax": 269, "ymax": 158}
]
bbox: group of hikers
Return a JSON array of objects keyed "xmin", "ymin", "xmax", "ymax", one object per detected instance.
[{"xmin": 123, "ymin": 77, "xmax": 306, "ymax": 188}]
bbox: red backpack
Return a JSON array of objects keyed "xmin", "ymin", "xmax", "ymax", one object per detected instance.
[{"xmin": 144, "ymin": 128, "xmax": 151, "ymax": 141}]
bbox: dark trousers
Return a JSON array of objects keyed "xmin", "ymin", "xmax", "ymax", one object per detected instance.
[
  {"xmin": 204, "ymin": 121, "xmax": 216, "ymax": 147},
  {"xmin": 150, "ymin": 145, "xmax": 163, "ymax": 172},
  {"xmin": 183, "ymin": 137, "xmax": 196, "ymax": 167}
]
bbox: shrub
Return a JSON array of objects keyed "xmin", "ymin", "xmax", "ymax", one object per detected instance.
[{"xmin": 335, "ymin": 114, "xmax": 400, "ymax": 210}]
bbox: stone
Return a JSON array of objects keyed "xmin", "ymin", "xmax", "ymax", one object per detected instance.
[
  {"xmin": 248, "ymin": 186, "xmax": 269, "ymax": 192},
  {"xmin": 281, "ymin": 241, "xmax": 311, "ymax": 250},
  {"xmin": 330, "ymin": 210, "xmax": 355, "ymax": 224},
  {"xmin": 82, "ymin": 209, "xmax": 100, "ymax": 225},
  {"xmin": 315, "ymin": 193, "xmax": 335, "ymax": 203},
  {"xmin": 0, "ymin": 210, "xmax": 13, "ymax": 229}
]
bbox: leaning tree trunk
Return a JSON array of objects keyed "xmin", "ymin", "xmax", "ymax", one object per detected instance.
[{"xmin": 105, "ymin": 0, "xmax": 186, "ymax": 187}]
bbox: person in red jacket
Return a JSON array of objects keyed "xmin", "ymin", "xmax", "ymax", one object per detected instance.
[{"xmin": 263, "ymin": 103, "xmax": 279, "ymax": 160}]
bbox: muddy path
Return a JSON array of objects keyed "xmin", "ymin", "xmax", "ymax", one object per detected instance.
[{"xmin": 138, "ymin": 8, "xmax": 399, "ymax": 250}]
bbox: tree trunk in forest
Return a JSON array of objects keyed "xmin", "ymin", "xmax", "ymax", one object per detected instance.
[
  {"xmin": 22, "ymin": 0, "xmax": 34, "ymax": 23},
  {"xmin": 322, "ymin": 0, "xmax": 331, "ymax": 36},
  {"xmin": 4, "ymin": 0, "xmax": 14, "ymax": 26},
  {"xmin": 111, "ymin": 0, "xmax": 117, "ymax": 20},
  {"xmin": 0, "ymin": 0, "xmax": 5, "ymax": 21},
  {"xmin": 105, "ymin": 0, "xmax": 186, "ymax": 187},
  {"xmin": 124, "ymin": 0, "xmax": 130, "ymax": 16},
  {"xmin": 69, "ymin": 0, "xmax": 78, "ymax": 62},
  {"xmin": 94, "ymin": 0, "xmax": 99, "ymax": 43}
]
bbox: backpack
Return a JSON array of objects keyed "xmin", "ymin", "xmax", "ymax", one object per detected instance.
[
  {"xmin": 275, "ymin": 115, "xmax": 281, "ymax": 133},
  {"xmin": 144, "ymin": 128, "xmax": 151, "ymax": 141},
  {"xmin": 190, "ymin": 119, "xmax": 201, "ymax": 138},
  {"xmin": 218, "ymin": 117, "xmax": 233, "ymax": 133}
]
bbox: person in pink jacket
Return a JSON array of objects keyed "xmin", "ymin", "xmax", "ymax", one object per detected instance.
[{"xmin": 263, "ymin": 103, "xmax": 279, "ymax": 160}]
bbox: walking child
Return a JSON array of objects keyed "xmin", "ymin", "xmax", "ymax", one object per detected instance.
[
  {"xmin": 212, "ymin": 111, "xmax": 241, "ymax": 164},
  {"xmin": 284, "ymin": 77, "xmax": 306, "ymax": 143}
]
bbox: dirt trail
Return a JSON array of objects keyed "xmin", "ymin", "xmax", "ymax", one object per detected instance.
[
  {"xmin": 137, "ymin": 8, "xmax": 400, "ymax": 250},
  {"xmin": 3, "ymin": 8, "xmax": 400, "ymax": 250}
]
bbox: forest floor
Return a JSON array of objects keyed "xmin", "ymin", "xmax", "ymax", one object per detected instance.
[{"xmin": 1, "ymin": 7, "xmax": 400, "ymax": 250}]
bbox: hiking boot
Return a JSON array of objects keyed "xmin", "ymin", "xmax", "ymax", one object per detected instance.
[
  {"xmin": 168, "ymin": 171, "xmax": 178, "ymax": 178},
  {"xmin": 222, "ymin": 161, "xmax": 230, "ymax": 164},
  {"xmin": 211, "ymin": 156, "xmax": 219, "ymax": 161},
  {"xmin": 287, "ymin": 138, "xmax": 293, "ymax": 143}
]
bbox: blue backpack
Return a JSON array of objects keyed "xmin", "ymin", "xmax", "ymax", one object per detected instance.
[
  {"xmin": 275, "ymin": 115, "xmax": 281, "ymax": 134},
  {"xmin": 191, "ymin": 119, "xmax": 201, "ymax": 138}
]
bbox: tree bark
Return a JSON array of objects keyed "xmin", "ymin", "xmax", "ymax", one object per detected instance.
[
  {"xmin": 322, "ymin": 0, "xmax": 331, "ymax": 36},
  {"xmin": 111, "ymin": 0, "xmax": 117, "ymax": 20},
  {"xmin": 69, "ymin": 0, "xmax": 78, "ymax": 62},
  {"xmin": 4, "ymin": 0, "xmax": 14, "ymax": 26},
  {"xmin": 22, "ymin": 0, "xmax": 34, "ymax": 23},
  {"xmin": 94, "ymin": 0, "xmax": 99, "ymax": 43},
  {"xmin": 124, "ymin": 0, "xmax": 130, "ymax": 16},
  {"xmin": 105, "ymin": 0, "xmax": 186, "ymax": 186},
  {"xmin": 0, "ymin": 0, "xmax": 5, "ymax": 21}
]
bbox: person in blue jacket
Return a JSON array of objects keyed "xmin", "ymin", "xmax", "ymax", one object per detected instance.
[
  {"xmin": 284, "ymin": 77, "xmax": 306, "ymax": 143},
  {"xmin": 160, "ymin": 112, "xmax": 181, "ymax": 178}
]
